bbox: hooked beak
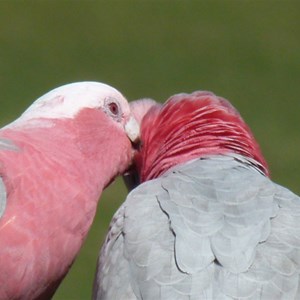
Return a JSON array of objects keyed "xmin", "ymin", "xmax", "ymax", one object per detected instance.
[{"xmin": 125, "ymin": 116, "xmax": 140, "ymax": 143}]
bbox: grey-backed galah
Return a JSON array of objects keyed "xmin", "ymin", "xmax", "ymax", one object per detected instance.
[{"xmin": 94, "ymin": 91, "xmax": 300, "ymax": 299}]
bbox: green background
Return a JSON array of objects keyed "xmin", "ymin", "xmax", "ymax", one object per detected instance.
[{"xmin": 0, "ymin": 1, "xmax": 299, "ymax": 299}]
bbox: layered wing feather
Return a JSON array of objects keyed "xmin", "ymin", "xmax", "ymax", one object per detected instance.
[
  {"xmin": 0, "ymin": 177, "xmax": 5, "ymax": 219},
  {"xmin": 95, "ymin": 154, "xmax": 300, "ymax": 299},
  {"xmin": 0, "ymin": 138, "xmax": 19, "ymax": 219},
  {"xmin": 93, "ymin": 205, "xmax": 136, "ymax": 299}
]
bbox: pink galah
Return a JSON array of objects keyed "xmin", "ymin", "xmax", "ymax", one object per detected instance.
[
  {"xmin": 0, "ymin": 81, "xmax": 139, "ymax": 300},
  {"xmin": 94, "ymin": 91, "xmax": 300, "ymax": 299}
]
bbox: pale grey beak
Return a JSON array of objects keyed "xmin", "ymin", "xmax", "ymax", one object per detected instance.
[{"xmin": 125, "ymin": 116, "xmax": 140, "ymax": 143}]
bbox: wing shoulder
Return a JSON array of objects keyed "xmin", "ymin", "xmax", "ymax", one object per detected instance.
[
  {"xmin": 94, "ymin": 179, "xmax": 168, "ymax": 300},
  {"xmin": 93, "ymin": 204, "xmax": 136, "ymax": 300},
  {"xmin": 0, "ymin": 177, "xmax": 6, "ymax": 219},
  {"xmin": 0, "ymin": 137, "xmax": 19, "ymax": 219}
]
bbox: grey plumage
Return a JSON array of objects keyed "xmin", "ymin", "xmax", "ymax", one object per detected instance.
[
  {"xmin": 94, "ymin": 154, "xmax": 300, "ymax": 299},
  {"xmin": 0, "ymin": 138, "xmax": 18, "ymax": 219},
  {"xmin": 0, "ymin": 177, "xmax": 6, "ymax": 219}
]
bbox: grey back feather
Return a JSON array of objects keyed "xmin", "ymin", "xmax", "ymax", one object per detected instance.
[
  {"xmin": 0, "ymin": 178, "xmax": 6, "ymax": 219},
  {"xmin": 0, "ymin": 138, "xmax": 19, "ymax": 219},
  {"xmin": 94, "ymin": 154, "xmax": 300, "ymax": 300}
]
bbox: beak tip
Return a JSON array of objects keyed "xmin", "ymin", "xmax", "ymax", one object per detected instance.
[{"xmin": 125, "ymin": 116, "xmax": 140, "ymax": 143}]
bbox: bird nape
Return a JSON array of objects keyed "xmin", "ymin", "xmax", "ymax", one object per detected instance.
[
  {"xmin": 0, "ymin": 81, "xmax": 139, "ymax": 300},
  {"xmin": 94, "ymin": 90, "xmax": 300, "ymax": 300}
]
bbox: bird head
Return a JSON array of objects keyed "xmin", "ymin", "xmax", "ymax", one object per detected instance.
[
  {"xmin": 3, "ymin": 82, "xmax": 140, "ymax": 189},
  {"xmin": 7, "ymin": 81, "xmax": 140, "ymax": 143},
  {"xmin": 126, "ymin": 91, "xmax": 269, "ymax": 187}
]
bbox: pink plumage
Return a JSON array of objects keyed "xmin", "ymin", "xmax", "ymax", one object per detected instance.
[{"xmin": 0, "ymin": 82, "xmax": 139, "ymax": 299}]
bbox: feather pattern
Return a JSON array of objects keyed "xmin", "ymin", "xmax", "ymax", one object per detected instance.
[
  {"xmin": 0, "ymin": 178, "xmax": 6, "ymax": 219},
  {"xmin": 94, "ymin": 154, "xmax": 300, "ymax": 299},
  {"xmin": 0, "ymin": 138, "xmax": 19, "ymax": 219},
  {"xmin": 136, "ymin": 91, "xmax": 268, "ymax": 181}
]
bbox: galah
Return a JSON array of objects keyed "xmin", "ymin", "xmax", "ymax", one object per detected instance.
[
  {"xmin": 94, "ymin": 91, "xmax": 300, "ymax": 299},
  {"xmin": 0, "ymin": 81, "xmax": 139, "ymax": 300}
]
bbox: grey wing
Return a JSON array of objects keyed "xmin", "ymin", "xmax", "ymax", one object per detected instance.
[
  {"xmin": 157, "ymin": 156, "xmax": 300, "ymax": 299},
  {"xmin": 121, "ymin": 156, "xmax": 279, "ymax": 299},
  {"xmin": 95, "ymin": 155, "xmax": 300, "ymax": 299},
  {"xmin": 93, "ymin": 205, "xmax": 136, "ymax": 300},
  {"xmin": 96, "ymin": 176, "xmax": 217, "ymax": 300},
  {"xmin": 93, "ymin": 179, "xmax": 176, "ymax": 300},
  {"xmin": 261, "ymin": 183, "xmax": 300, "ymax": 299},
  {"xmin": 0, "ymin": 177, "xmax": 6, "ymax": 219},
  {"xmin": 0, "ymin": 137, "xmax": 17, "ymax": 219}
]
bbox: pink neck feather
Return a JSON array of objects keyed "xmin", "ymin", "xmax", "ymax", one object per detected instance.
[{"xmin": 136, "ymin": 91, "xmax": 269, "ymax": 182}]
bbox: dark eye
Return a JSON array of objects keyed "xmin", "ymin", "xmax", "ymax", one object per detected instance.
[{"xmin": 108, "ymin": 102, "xmax": 119, "ymax": 116}]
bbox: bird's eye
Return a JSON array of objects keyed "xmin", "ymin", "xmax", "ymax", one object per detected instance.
[
  {"xmin": 108, "ymin": 102, "xmax": 119, "ymax": 116},
  {"xmin": 104, "ymin": 98, "xmax": 121, "ymax": 121}
]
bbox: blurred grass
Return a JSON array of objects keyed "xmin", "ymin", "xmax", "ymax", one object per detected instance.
[{"xmin": 0, "ymin": 1, "xmax": 300, "ymax": 299}]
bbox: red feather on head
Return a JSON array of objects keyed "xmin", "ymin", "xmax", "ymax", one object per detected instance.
[{"xmin": 136, "ymin": 91, "xmax": 269, "ymax": 182}]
